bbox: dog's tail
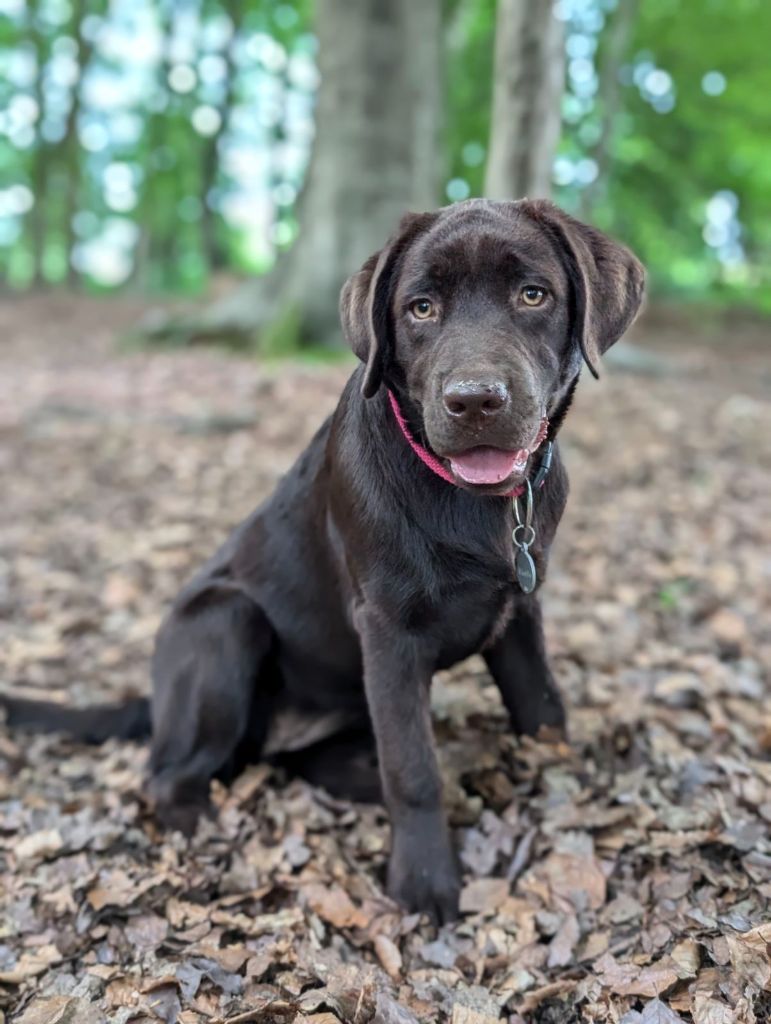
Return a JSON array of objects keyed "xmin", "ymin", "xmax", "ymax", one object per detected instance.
[{"xmin": 0, "ymin": 695, "xmax": 151, "ymax": 744}]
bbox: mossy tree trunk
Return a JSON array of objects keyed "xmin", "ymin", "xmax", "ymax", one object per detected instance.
[{"xmin": 155, "ymin": 0, "xmax": 443, "ymax": 350}]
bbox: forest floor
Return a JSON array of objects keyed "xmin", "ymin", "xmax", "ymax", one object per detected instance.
[{"xmin": 1, "ymin": 294, "xmax": 770, "ymax": 1024}]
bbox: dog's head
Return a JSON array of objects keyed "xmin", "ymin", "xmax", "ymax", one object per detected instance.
[{"xmin": 340, "ymin": 199, "xmax": 644, "ymax": 494}]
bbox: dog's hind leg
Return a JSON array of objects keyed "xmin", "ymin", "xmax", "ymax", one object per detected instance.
[
  {"xmin": 148, "ymin": 580, "xmax": 274, "ymax": 834},
  {"xmin": 278, "ymin": 724, "xmax": 382, "ymax": 803}
]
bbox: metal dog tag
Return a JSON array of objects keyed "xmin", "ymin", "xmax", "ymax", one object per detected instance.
[
  {"xmin": 515, "ymin": 546, "xmax": 537, "ymax": 594},
  {"xmin": 512, "ymin": 478, "xmax": 537, "ymax": 593}
]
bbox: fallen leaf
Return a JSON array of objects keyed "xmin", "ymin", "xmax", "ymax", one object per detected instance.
[
  {"xmin": 0, "ymin": 945, "xmax": 60, "ymax": 984},
  {"xmin": 125, "ymin": 913, "xmax": 169, "ymax": 950},
  {"xmin": 87, "ymin": 869, "xmax": 159, "ymax": 910},
  {"xmin": 14, "ymin": 829, "xmax": 64, "ymax": 863},
  {"xmin": 303, "ymin": 883, "xmax": 370, "ymax": 929},
  {"xmin": 726, "ymin": 922, "xmax": 771, "ymax": 990},
  {"xmin": 517, "ymin": 980, "xmax": 577, "ymax": 1014},
  {"xmin": 14, "ymin": 997, "xmax": 106, "ymax": 1024},
  {"xmin": 373, "ymin": 992, "xmax": 420, "ymax": 1024},
  {"xmin": 459, "ymin": 877, "xmax": 510, "ymax": 914},
  {"xmin": 670, "ymin": 938, "xmax": 701, "ymax": 979},
  {"xmin": 373, "ymin": 933, "xmax": 403, "ymax": 979},
  {"xmin": 547, "ymin": 913, "xmax": 580, "ymax": 968},
  {"xmin": 594, "ymin": 953, "xmax": 679, "ymax": 997},
  {"xmin": 707, "ymin": 609, "xmax": 747, "ymax": 650},
  {"xmin": 639, "ymin": 999, "xmax": 687, "ymax": 1024},
  {"xmin": 451, "ymin": 1008, "xmax": 499, "ymax": 1024},
  {"xmin": 538, "ymin": 849, "xmax": 607, "ymax": 911},
  {"xmin": 691, "ymin": 995, "xmax": 738, "ymax": 1024}
]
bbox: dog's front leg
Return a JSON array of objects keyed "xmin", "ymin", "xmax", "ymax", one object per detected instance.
[
  {"xmin": 484, "ymin": 596, "xmax": 566, "ymax": 737},
  {"xmin": 356, "ymin": 605, "xmax": 460, "ymax": 923}
]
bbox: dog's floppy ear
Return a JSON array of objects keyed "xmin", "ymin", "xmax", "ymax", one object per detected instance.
[
  {"xmin": 521, "ymin": 200, "xmax": 645, "ymax": 378},
  {"xmin": 339, "ymin": 211, "xmax": 438, "ymax": 398}
]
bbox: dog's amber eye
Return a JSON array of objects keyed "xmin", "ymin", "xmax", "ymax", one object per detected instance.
[
  {"xmin": 410, "ymin": 298, "xmax": 435, "ymax": 320},
  {"xmin": 521, "ymin": 286, "xmax": 547, "ymax": 307}
]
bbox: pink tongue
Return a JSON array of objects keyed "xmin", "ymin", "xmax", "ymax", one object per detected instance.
[{"xmin": 450, "ymin": 446, "xmax": 529, "ymax": 485}]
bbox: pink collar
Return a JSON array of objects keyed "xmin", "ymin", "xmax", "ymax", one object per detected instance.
[{"xmin": 387, "ymin": 389, "xmax": 525, "ymax": 498}]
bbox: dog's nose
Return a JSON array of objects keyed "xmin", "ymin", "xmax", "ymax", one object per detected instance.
[{"xmin": 442, "ymin": 379, "xmax": 509, "ymax": 419}]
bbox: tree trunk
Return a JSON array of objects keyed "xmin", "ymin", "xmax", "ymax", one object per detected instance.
[
  {"xmin": 581, "ymin": 0, "xmax": 638, "ymax": 216},
  {"xmin": 484, "ymin": 0, "xmax": 564, "ymax": 200},
  {"xmin": 132, "ymin": 2, "xmax": 173, "ymax": 292},
  {"xmin": 148, "ymin": 0, "xmax": 442, "ymax": 348},
  {"xmin": 62, "ymin": 0, "xmax": 92, "ymax": 287},
  {"xmin": 29, "ymin": 0, "xmax": 47, "ymax": 286},
  {"xmin": 199, "ymin": 0, "xmax": 242, "ymax": 273}
]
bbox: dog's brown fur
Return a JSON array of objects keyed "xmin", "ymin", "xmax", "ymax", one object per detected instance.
[{"xmin": 2, "ymin": 200, "xmax": 644, "ymax": 921}]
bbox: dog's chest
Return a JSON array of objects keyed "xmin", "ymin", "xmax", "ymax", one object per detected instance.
[
  {"xmin": 481, "ymin": 589, "xmax": 517, "ymax": 649},
  {"xmin": 406, "ymin": 575, "xmax": 517, "ymax": 668},
  {"xmin": 399, "ymin": 514, "xmax": 522, "ymax": 659}
]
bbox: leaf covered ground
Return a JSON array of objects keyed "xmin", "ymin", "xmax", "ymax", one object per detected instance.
[{"xmin": 1, "ymin": 297, "xmax": 770, "ymax": 1024}]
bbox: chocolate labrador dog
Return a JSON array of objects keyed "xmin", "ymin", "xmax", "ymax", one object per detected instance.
[{"xmin": 3, "ymin": 199, "xmax": 644, "ymax": 922}]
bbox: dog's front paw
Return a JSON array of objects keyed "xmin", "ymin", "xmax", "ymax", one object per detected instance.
[
  {"xmin": 387, "ymin": 825, "xmax": 461, "ymax": 924},
  {"xmin": 511, "ymin": 683, "xmax": 567, "ymax": 738}
]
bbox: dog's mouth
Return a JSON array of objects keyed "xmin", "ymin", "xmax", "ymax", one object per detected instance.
[
  {"xmin": 446, "ymin": 419, "xmax": 549, "ymax": 488},
  {"xmin": 449, "ymin": 447, "xmax": 530, "ymax": 485}
]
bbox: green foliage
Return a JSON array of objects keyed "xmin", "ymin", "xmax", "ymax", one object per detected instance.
[
  {"xmin": 443, "ymin": 0, "xmax": 771, "ymax": 313},
  {"xmin": 657, "ymin": 578, "xmax": 693, "ymax": 612},
  {"xmin": 0, "ymin": 0, "xmax": 313, "ymax": 292},
  {"xmin": 559, "ymin": 0, "xmax": 771, "ymax": 310},
  {"xmin": 1, "ymin": 0, "xmax": 769, "ymax": 317}
]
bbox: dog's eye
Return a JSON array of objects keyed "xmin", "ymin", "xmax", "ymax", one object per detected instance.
[
  {"xmin": 410, "ymin": 298, "xmax": 435, "ymax": 320},
  {"xmin": 520, "ymin": 286, "xmax": 547, "ymax": 307}
]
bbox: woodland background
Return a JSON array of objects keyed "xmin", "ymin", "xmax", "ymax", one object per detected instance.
[
  {"xmin": 1, "ymin": 3, "xmax": 771, "ymax": 1024},
  {"xmin": 1, "ymin": 0, "xmax": 770, "ymax": 339}
]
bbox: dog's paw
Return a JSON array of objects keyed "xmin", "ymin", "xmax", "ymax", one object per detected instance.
[
  {"xmin": 153, "ymin": 798, "xmax": 213, "ymax": 837},
  {"xmin": 387, "ymin": 829, "xmax": 461, "ymax": 924},
  {"xmin": 146, "ymin": 774, "xmax": 215, "ymax": 837},
  {"xmin": 511, "ymin": 686, "xmax": 567, "ymax": 739}
]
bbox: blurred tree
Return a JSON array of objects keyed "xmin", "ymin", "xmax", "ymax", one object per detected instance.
[
  {"xmin": 28, "ymin": 0, "xmax": 48, "ymax": 286},
  {"xmin": 199, "ymin": 1, "xmax": 241, "ymax": 272},
  {"xmin": 558, "ymin": 0, "xmax": 771, "ymax": 309},
  {"xmin": 2, "ymin": 0, "xmax": 770, "ymax": 318},
  {"xmin": 484, "ymin": 0, "xmax": 563, "ymax": 199},
  {"xmin": 60, "ymin": 0, "xmax": 93, "ymax": 286},
  {"xmin": 153, "ymin": 0, "xmax": 442, "ymax": 347},
  {"xmin": 21, "ymin": 0, "xmax": 105, "ymax": 286},
  {"xmin": 579, "ymin": 0, "xmax": 637, "ymax": 216},
  {"xmin": 133, "ymin": 1, "xmax": 209, "ymax": 293}
]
